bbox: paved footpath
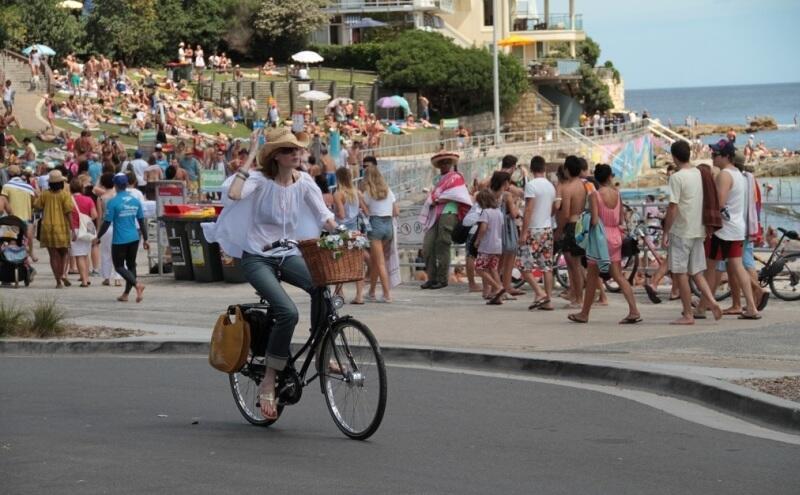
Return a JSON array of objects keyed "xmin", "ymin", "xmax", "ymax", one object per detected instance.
[{"xmin": 4, "ymin": 254, "xmax": 800, "ymax": 381}]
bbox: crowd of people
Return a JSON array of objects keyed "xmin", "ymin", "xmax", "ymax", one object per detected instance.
[{"xmin": 417, "ymin": 139, "xmax": 771, "ymax": 325}]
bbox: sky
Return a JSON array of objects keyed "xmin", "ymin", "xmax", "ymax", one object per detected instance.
[{"xmin": 566, "ymin": 0, "xmax": 800, "ymax": 89}]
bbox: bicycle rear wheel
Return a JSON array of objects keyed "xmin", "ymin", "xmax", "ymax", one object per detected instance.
[
  {"xmin": 320, "ymin": 318, "xmax": 387, "ymax": 440},
  {"xmin": 553, "ymin": 252, "xmax": 570, "ymax": 289},
  {"xmin": 769, "ymin": 253, "xmax": 800, "ymax": 301},
  {"xmin": 604, "ymin": 254, "xmax": 638, "ymax": 293},
  {"xmin": 229, "ymin": 358, "xmax": 282, "ymax": 426},
  {"xmin": 690, "ymin": 276, "xmax": 731, "ymax": 301}
]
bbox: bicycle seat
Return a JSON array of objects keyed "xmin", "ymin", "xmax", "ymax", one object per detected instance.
[{"xmin": 778, "ymin": 228, "xmax": 798, "ymax": 240}]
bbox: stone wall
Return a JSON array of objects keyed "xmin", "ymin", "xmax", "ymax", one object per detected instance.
[
  {"xmin": 598, "ymin": 72, "xmax": 625, "ymax": 111},
  {"xmin": 456, "ymin": 90, "xmax": 560, "ymax": 135}
]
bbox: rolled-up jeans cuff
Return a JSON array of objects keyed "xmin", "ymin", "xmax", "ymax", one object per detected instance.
[{"xmin": 266, "ymin": 353, "xmax": 288, "ymax": 371}]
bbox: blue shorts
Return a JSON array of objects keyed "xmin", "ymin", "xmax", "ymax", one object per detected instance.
[
  {"xmin": 716, "ymin": 239, "xmax": 755, "ymax": 271},
  {"xmin": 326, "ymin": 173, "xmax": 336, "ymax": 188},
  {"xmin": 367, "ymin": 216, "xmax": 393, "ymax": 242}
]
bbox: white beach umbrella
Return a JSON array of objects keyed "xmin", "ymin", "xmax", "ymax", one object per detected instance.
[
  {"xmin": 291, "ymin": 51, "xmax": 324, "ymax": 64},
  {"xmin": 299, "ymin": 90, "xmax": 331, "ymax": 102},
  {"xmin": 58, "ymin": 0, "xmax": 84, "ymax": 9}
]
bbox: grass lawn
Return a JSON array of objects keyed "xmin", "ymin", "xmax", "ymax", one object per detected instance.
[{"xmin": 6, "ymin": 127, "xmax": 60, "ymax": 152}]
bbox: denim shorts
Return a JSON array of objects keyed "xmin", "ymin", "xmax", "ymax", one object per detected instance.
[
  {"xmin": 367, "ymin": 216, "xmax": 393, "ymax": 242},
  {"xmin": 716, "ymin": 239, "xmax": 755, "ymax": 271}
]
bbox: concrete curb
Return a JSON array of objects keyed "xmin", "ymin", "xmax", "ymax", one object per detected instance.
[{"xmin": 2, "ymin": 339, "xmax": 799, "ymax": 434}]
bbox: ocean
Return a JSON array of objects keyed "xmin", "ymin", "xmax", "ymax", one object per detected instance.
[{"xmin": 626, "ymin": 82, "xmax": 800, "ymax": 151}]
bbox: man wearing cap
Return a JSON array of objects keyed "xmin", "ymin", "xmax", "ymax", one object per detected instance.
[
  {"xmin": 419, "ymin": 151, "xmax": 472, "ymax": 289},
  {"xmin": 699, "ymin": 139, "xmax": 760, "ymax": 320},
  {"xmin": 1, "ymin": 164, "xmax": 37, "ymax": 261},
  {"xmin": 95, "ymin": 174, "xmax": 148, "ymax": 303}
]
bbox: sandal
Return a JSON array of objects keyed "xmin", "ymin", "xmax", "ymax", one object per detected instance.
[
  {"xmin": 350, "ymin": 299, "xmax": 365, "ymax": 305},
  {"xmin": 528, "ymin": 298, "xmax": 550, "ymax": 311},
  {"xmin": 62, "ymin": 278, "xmax": 72, "ymax": 287},
  {"xmin": 757, "ymin": 292, "xmax": 770, "ymax": 312},
  {"xmin": 256, "ymin": 392, "xmax": 279, "ymax": 420},
  {"xmin": 619, "ymin": 315, "xmax": 642, "ymax": 324},
  {"xmin": 567, "ymin": 314, "xmax": 588, "ymax": 324},
  {"xmin": 488, "ymin": 289, "xmax": 506, "ymax": 305},
  {"xmin": 644, "ymin": 284, "xmax": 662, "ymax": 304},
  {"xmin": 738, "ymin": 313, "xmax": 762, "ymax": 320}
]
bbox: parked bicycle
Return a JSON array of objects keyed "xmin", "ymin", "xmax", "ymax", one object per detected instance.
[
  {"xmin": 228, "ymin": 239, "xmax": 387, "ymax": 440},
  {"xmin": 756, "ymin": 228, "xmax": 800, "ymax": 301}
]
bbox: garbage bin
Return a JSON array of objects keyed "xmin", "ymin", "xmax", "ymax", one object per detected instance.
[
  {"xmin": 187, "ymin": 220, "xmax": 224, "ymax": 282},
  {"xmin": 220, "ymin": 249, "xmax": 247, "ymax": 283},
  {"xmin": 163, "ymin": 216, "xmax": 193, "ymax": 281}
]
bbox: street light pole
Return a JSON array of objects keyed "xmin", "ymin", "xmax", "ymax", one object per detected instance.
[{"xmin": 492, "ymin": 0, "xmax": 501, "ymax": 146}]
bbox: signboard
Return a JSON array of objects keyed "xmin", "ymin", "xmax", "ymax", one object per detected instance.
[
  {"xmin": 200, "ymin": 170, "xmax": 225, "ymax": 194},
  {"xmin": 440, "ymin": 118, "xmax": 459, "ymax": 130},
  {"xmin": 155, "ymin": 182, "xmax": 186, "ymax": 217},
  {"xmin": 297, "ymin": 83, "xmax": 311, "ymax": 93},
  {"xmin": 396, "ymin": 207, "xmax": 425, "ymax": 246}
]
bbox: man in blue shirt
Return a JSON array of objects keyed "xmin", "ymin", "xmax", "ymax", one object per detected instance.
[
  {"xmin": 94, "ymin": 173, "xmax": 149, "ymax": 302},
  {"xmin": 153, "ymin": 144, "xmax": 169, "ymax": 173},
  {"xmin": 179, "ymin": 151, "xmax": 200, "ymax": 199}
]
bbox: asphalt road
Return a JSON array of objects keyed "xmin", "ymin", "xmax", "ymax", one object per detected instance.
[{"xmin": 1, "ymin": 356, "xmax": 799, "ymax": 495}]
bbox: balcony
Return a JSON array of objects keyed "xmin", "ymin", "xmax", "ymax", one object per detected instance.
[
  {"xmin": 512, "ymin": 13, "xmax": 583, "ymax": 32},
  {"xmin": 528, "ymin": 59, "xmax": 583, "ymax": 86},
  {"xmin": 323, "ymin": 0, "xmax": 453, "ymax": 14}
]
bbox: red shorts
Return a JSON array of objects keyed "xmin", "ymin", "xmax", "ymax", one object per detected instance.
[
  {"xmin": 475, "ymin": 253, "xmax": 500, "ymax": 271},
  {"xmin": 705, "ymin": 235, "xmax": 743, "ymax": 261}
]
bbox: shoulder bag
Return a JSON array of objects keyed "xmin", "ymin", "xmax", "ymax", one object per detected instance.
[{"xmin": 209, "ymin": 305, "xmax": 251, "ymax": 373}]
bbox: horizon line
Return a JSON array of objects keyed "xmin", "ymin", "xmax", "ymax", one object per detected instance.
[{"xmin": 627, "ymin": 80, "xmax": 800, "ymax": 92}]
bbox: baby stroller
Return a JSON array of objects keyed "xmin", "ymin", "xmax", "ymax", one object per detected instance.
[{"xmin": 0, "ymin": 216, "xmax": 32, "ymax": 288}]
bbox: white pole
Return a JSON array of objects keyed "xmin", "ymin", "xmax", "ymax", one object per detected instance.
[{"xmin": 492, "ymin": 0, "xmax": 501, "ymax": 146}]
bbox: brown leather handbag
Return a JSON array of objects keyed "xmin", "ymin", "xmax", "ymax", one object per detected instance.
[{"xmin": 209, "ymin": 305, "xmax": 251, "ymax": 373}]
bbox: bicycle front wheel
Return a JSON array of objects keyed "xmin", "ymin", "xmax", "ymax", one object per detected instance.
[
  {"xmin": 769, "ymin": 253, "xmax": 800, "ymax": 301},
  {"xmin": 320, "ymin": 318, "xmax": 387, "ymax": 440}
]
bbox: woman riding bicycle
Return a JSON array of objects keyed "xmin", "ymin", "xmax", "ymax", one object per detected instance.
[{"xmin": 222, "ymin": 128, "xmax": 337, "ymax": 420}]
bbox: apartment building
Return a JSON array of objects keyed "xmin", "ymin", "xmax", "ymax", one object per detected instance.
[{"xmin": 314, "ymin": 0, "xmax": 586, "ymax": 68}]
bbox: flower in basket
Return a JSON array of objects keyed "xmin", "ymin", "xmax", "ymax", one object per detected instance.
[{"xmin": 318, "ymin": 230, "xmax": 370, "ymax": 259}]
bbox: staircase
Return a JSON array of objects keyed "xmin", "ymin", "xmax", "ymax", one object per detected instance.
[
  {"xmin": 646, "ymin": 118, "xmax": 691, "ymax": 144},
  {"xmin": 0, "ymin": 49, "xmax": 49, "ymax": 94}
]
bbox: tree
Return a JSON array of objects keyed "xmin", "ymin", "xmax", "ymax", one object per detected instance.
[
  {"xmin": 86, "ymin": 0, "xmax": 170, "ymax": 65},
  {"xmin": 0, "ymin": 5, "xmax": 27, "ymax": 51},
  {"xmin": 253, "ymin": 0, "xmax": 329, "ymax": 41},
  {"xmin": 19, "ymin": 0, "xmax": 84, "ymax": 58},
  {"xmin": 576, "ymin": 36, "xmax": 601, "ymax": 67},
  {"xmin": 577, "ymin": 64, "xmax": 613, "ymax": 114},
  {"xmin": 377, "ymin": 31, "xmax": 527, "ymax": 117}
]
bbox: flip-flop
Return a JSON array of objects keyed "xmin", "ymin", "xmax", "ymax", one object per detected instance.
[
  {"xmin": 528, "ymin": 298, "xmax": 550, "ymax": 311},
  {"xmin": 349, "ymin": 299, "xmax": 365, "ymax": 305},
  {"xmin": 738, "ymin": 313, "xmax": 762, "ymax": 320},
  {"xmin": 722, "ymin": 308, "xmax": 742, "ymax": 315},
  {"xmin": 757, "ymin": 292, "xmax": 770, "ymax": 312},
  {"xmin": 567, "ymin": 314, "xmax": 588, "ymax": 323},
  {"xmin": 619, "ymin": 316, "xmax": 642, "ymax": 324},
  {"xmin": 538, "ymin": 304, "xmax": 555, "ymax": 311},
  {"xmin": 486, "ymin": 299, "xmax": 503, "ymax": 305},
  {"xmin": 669, "ymin": 295, "xmax": 681, "ymax": 301},
  {"xmin": 669, "ymin": 318, "xmax": 695, "ymax": 325},
  {"xmin": 693, "ymin": 313, "xmax": 707, "ymax": 319},
  {"xmin": 644, "ymin": 284, "xmax": 662, "ymax": 304},
  {"xmin": 488, "ymin": 289, "xmax": 506, "ymax": 305}
]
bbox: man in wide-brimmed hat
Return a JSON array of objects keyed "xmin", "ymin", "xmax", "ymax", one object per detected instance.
[{"xmin": 418, "ymin": 150, "xmax": 472, "ymax": 289}]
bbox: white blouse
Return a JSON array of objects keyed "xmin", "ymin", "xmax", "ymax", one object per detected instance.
[
  {"xmin": 246, "ymin": 173, "xmax": 334, "ymax": 257},
  {"xmin": 203, "ymin": 172, "xmax": 333, "ymax": 259}
]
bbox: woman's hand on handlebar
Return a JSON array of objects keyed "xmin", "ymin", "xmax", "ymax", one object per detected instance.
[{"xmin": 323, "ymin": 218, "xmax": 339, "ymax": 233}]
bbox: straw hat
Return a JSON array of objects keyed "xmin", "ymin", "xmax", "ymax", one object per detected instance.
[
  {"xmin": 257, "ymin": 128, "xmax": 309, "ymax": 167},
  {"xmin": 48, "ymin": 170, "xmax": 66, "ymax": 183},
  {"xmin": 431, "ymin": 150, "xmax": 460, "ymax": 167}
]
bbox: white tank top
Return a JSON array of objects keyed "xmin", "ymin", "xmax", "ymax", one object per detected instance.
[{"xmin": 715, "ymin": 168, "xmax": 746, "ymax": 241}]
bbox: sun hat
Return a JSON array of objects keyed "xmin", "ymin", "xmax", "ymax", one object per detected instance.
[
  {"xmin": 48, "ymin": 170, "xmax": 66, "ymax": 183},
  {"xmin": 257, "ymin": 128, "xmax": 309, "ymax": 167},
  {"xmin": 7, "ymin": 165, "xmax": 21, "ymax": 177},
  {"xmin": 113, "ymin": 173, "xmax": 128, "ymax": 188},
  {"xmin": 431, "ymin": 150, "xmax": 460, "ymax": 167},
  {"xmin": 733, "ymin": 151, "xmax": 746, "ymax": 168}
]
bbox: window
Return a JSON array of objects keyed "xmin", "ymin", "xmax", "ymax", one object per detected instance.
[{"xmin": 483, "ymin": 0, "xmax": 493, "ymax": 26}]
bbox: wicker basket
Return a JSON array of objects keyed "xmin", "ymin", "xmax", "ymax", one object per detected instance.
[{"xmin": 298, "ymin": 239, "xmax": 365, "ymax": 287}]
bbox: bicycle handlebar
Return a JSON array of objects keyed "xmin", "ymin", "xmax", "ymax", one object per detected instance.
[{"xmin": 264, "ymin": 239, "xmax": 299, "ymax": 251}]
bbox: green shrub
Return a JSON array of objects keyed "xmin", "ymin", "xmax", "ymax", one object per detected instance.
[
  {"xmin": 0, "ymin": 299, "xmax": 27, "ymax": 337},
  {"xmin": 310, "ymin": 43, "xmax": 384, "ymax": 71},
  {"xmin": 28, "ymin": 297, "xmax": 67, "ymax": 338}
]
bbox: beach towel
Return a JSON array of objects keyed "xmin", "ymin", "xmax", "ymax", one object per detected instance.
[
  {"xmin": 386, "ymin": 218, "xmax": 401, "ymax": 288},
  {"xmin": 697, "ymin": 164, "xmax": 722, "ymax": 232},
  {"xmin": 418, "ymin": 171, "xmax": 472, "ymax": 231},
  {"xmin": 580, "ymin": 222, "xmax": 610, "ymax": 274}
]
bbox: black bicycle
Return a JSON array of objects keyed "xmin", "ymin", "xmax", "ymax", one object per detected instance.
[
  {"xmin": 228, "ymin": 240, "xmax": 387, "ymax": 440},
  {"xmin": 757, "ymin": 227, "xmax": 800, "ymax": 301}
]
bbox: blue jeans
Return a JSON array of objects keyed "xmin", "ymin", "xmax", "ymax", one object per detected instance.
[{"xmin": 240, "ymin": 253, "xmax": 326, "ymax": 371}]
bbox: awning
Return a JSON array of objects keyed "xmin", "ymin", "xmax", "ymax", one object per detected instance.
[{"xmin": 498, "ymin": 35, "xmax": 536, "ymax": 47}]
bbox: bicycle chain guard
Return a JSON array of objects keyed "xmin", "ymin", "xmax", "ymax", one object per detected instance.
[{"xmin": 277, "ymin": 367, "xmax": 303, "ymax": 405}]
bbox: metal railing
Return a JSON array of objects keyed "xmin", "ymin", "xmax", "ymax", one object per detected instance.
[
  {"xmin": 512, "ymin": 13, "xmax": 583, "ymax": 32},
  {"xmin": 323, "ymin": 0, "xmax": 448, "ymax": 12}
]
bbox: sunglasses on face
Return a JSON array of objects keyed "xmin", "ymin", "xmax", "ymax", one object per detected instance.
[{"xmin": 277, "ymin": 147, "xmax": 297, "ymax": 155}]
